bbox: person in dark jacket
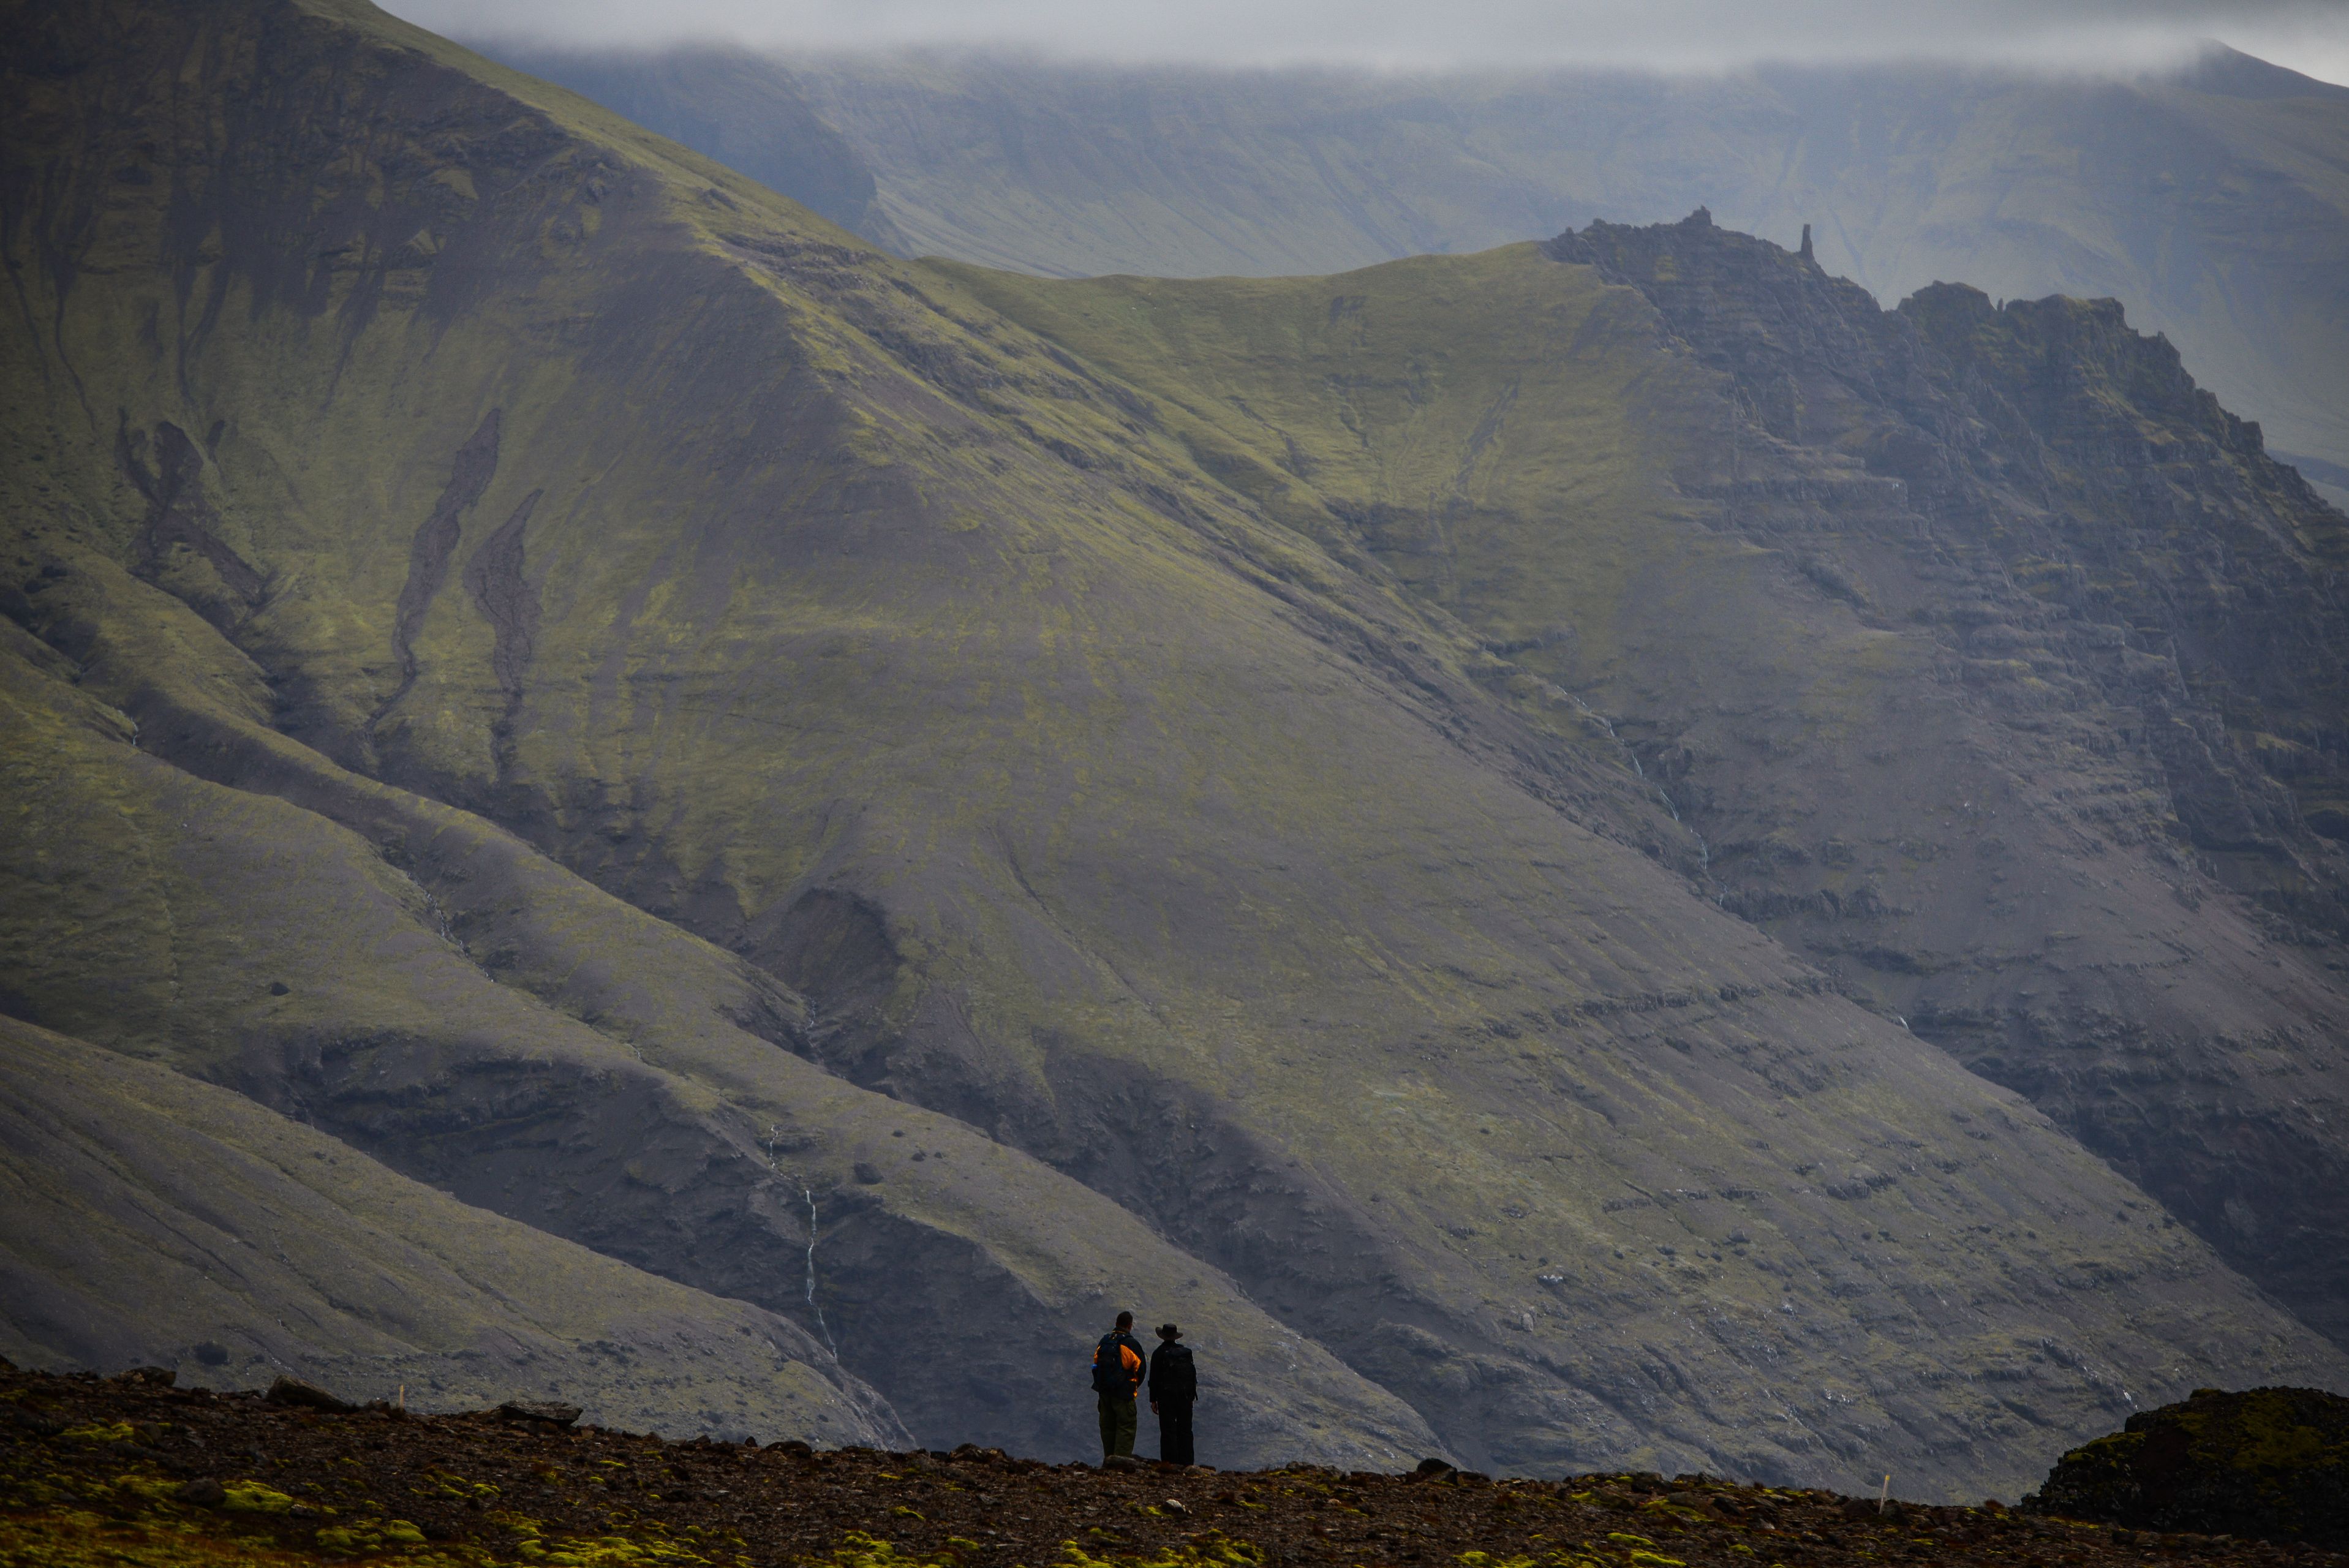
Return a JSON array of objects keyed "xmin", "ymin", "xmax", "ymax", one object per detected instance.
[
  {"xmin": 1147, "ymin": 1322, "xmax": 1197, "ymax": 1466},
  {"xmin": 1091, "ymin": 1311, "xmax": 1148, "ymax": 1460}
]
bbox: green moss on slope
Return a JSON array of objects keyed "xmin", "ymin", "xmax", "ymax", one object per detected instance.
[{"xmin": 0, "ymin": 546, "xmax": 1438, "ymax": 1468}]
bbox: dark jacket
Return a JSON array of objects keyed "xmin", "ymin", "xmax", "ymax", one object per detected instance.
[
  {"xmin": 1147, "ymin": 1341, "xmax": 1196, "ymax": 1403},
  {"xmin": 1093, "ymin": 1331, "xmax": 1147, "ymax": 1396}
]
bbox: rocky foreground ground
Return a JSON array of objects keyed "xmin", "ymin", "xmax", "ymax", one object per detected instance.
[{"xmin": 2, "ymin": 1369, "xmax": 2340, "ymax": 1568}]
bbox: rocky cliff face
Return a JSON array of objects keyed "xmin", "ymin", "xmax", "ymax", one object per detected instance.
[
  {"xmin": 1543, "ymin": 212, "xmax": 2349, "ymax": 1351},
  {"xmin": 4, "ymin": 0, "xmax": 2345, "ymax": 1499},
  {"xmin": 952, "ymin": 212, "xmax": 2349, "ymax": 1397}
]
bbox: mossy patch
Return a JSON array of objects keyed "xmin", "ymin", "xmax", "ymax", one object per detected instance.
[{"xmin": 2032, "ymin": 1387, "xmax": 2349, "ymax": 1548}]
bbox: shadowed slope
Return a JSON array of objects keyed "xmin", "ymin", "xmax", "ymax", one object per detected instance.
[
  {"xmin": 0, "ymin": 1012, "xmax": 908, "ymax": 1447},
  {"xmin": 2, "ymin": 0, "xmax": 2344, "ymax": 1498}
]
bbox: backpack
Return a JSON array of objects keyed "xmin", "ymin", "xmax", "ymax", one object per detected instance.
[
  {"xmin": 1150, "ymin": 1342, "xmax": 1196, "ymax": 1401},
  {"xmin": 1090, "ymin": 1332, "xmax": 1140, "ymax": 1394}
]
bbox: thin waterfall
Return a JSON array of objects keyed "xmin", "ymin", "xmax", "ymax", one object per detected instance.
[
  {"xmin": 766, "ymin": 1126, "xmax": 842, "ymax": 1360},
  {"xmin": 803, "ymin": 1186, "xmax": 839, "ymax": 1360},
  {"xmin": 1550, "ymin": 680, "xmax": 1721, "ymax": 894}
]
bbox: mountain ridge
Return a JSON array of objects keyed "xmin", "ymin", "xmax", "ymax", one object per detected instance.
[{"xmin": 482, "ymin": 41, "xmax": 2349, "ymax": 488}]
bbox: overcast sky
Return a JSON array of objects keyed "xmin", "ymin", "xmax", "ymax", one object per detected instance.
[{"xmin": 385, "ymin": 0, "xmax": 2349, "ymax": 83}]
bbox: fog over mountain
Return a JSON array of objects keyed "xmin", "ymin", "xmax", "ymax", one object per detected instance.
[{"xmin": 390, "ymin": 0, "xmax": 2349, "ymax": 80}]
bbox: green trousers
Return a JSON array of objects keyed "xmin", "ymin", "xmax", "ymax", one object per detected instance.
[{"xmin": 1096, "ymin": 1392, "xmax": 1138, "ymax": 1458}]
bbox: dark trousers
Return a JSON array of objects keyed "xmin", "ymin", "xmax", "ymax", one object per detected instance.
[
  {"xmin": 1097, "ymin": 1392, "xmax": 1137, "ymax": 1457},
  {"xmin": 1156, "ymin": 1398, "xmax": 1194, "ymax": 1466}
]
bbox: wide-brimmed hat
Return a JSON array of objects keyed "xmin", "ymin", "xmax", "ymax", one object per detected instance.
[{"xmin": 1156, "ymin": 1324, "xmax": 1181, "ymax": 1340}]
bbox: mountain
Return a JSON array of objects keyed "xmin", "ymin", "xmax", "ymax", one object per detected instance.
[
  {"xmin": 486, "ymin": 44, "xmax": 2349, "ymax": 499},
  {"xmin": 6, "ymin": 0, "xmax": 2349, "ymax": 1500},
  {"xmin": 0, "ymin": 0, "xmax": 1439, "ymax": 1472},
  {"xmin": 947, "ymin": 206, "xmax": 2349, "ymax": 1352},
  {"xmin": 478, "ymin": 47, "xmax": 911, "ymax": 255}
]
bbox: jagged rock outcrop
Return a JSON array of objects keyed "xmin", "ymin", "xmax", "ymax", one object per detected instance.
[
  {"xmin": 1550, "ymin": 211, "xmax": 2349, "ymax": 908},
  {"xmin": 1542, "ymin": 212, "xmax": 2349, "ymax": 1350}
]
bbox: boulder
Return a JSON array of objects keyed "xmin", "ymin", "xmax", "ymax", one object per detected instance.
[
  {"xmin": 2029, "ymin": 1385, "xmax": 2348, "ymax": 1548},
  {"xmin": 265, "ymin": 1375, "xmax": 353, "ymax": 1413},
  {"xmin": 497, "ymin": 1400, "xmax": 583, "ymax": 1427}
]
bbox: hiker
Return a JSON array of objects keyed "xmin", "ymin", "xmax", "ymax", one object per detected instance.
[
  {"xmin": 1147, "ymin": 1322, "xmax": 1197, "ymax": 1466},
  {"xmin": 1090, "ymin": 1310, "xmax": 1148, "ymax": 1460}
]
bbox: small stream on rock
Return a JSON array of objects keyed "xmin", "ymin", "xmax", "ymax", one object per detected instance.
[
  {"xmin": 802, "ymin": 1187, "xmax": 840, "ymax": 1359},
  {"xmin": 763, "ymin": 1128, "xmax": 842, "ymax": 1359},
  {"xmin": 1552, "ymin": 681, "xmax": 1722, "ymax": 899}
]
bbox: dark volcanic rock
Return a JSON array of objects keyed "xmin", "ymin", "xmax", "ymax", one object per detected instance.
[
  {"xmin": 265, "ymin": 1374, "xmax": 353, "ymax": 1413},
  {"xmin": 9, "ymin": 1365, "xmax": 2342, "ymax": 1568},
  {"xmin": 497, "ymin": 1399, "xmax": 584, "ymax": 1426},
  {"xmin": 2031, "ymin": 1387, "xmax": 2349, "ymax": 1548}
]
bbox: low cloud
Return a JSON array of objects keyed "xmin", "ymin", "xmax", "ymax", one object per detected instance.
[{"xmin": 387, "ymin": 0, "xmax": 2349, "ymax": 82}]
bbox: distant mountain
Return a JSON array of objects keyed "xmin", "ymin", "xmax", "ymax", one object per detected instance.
[
  {"xmin": 7, "ymin": 0, "xmax": 2349, "ymax": 1499},
  {"xmin": 487, "ymin": 43, "xmax": 2349, "ymax": 493}
]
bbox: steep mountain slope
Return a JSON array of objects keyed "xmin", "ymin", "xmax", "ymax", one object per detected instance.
[
  {"xmin": 0, "ymin": 526, "xmax": 1438, "ymax": 1471},
  {"xmin": 489, "ymin": 45, "xmax": 2349, "ymax": 484},
  {"xmin": 4, "ymin": 0, "xmax": 2347, "ymax": 1501},
  {"xmin": 0, "ymin": 0, "xmax": 1438, "ymax": 1472},
  {"xmin": 0, "ymin": 1012, "xmax": 907, "ymax": 1447},
  {"xmin": 946, "ymin": 211, "xmax": 2349, "ymax": 1353}
]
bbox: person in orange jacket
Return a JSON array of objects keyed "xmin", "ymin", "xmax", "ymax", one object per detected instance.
[{"xmin": 1090, "ymin": 1310, "xmax": 1148, "ymax": 1460}]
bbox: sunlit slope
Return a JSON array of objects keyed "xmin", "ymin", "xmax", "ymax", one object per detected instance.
[
  {"xmin": 933, "ymin": 244, "xmax": 1950, "ymax": 849},
  {"xmin": 0, "ymin": 0, "xmax": 1440, "ymax": 1467},
  {"xmin": 5, "ymin": 0, "xmax": 2345, "ymax": 1495},
  {"xmin": 0, "ymin": 1008, "xmax": 907, "ymax": 1447},
  {"xmin": 0, "ymin": 543, "xmax": 1439, "ymax": 1468},
  {"xmin": 930, "ymin": 244, "xmax": 1862, "ymax": 698},
  {"xmin": 946, "ymin": 221, "xmax": 2349, "ymax": 1355}
]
